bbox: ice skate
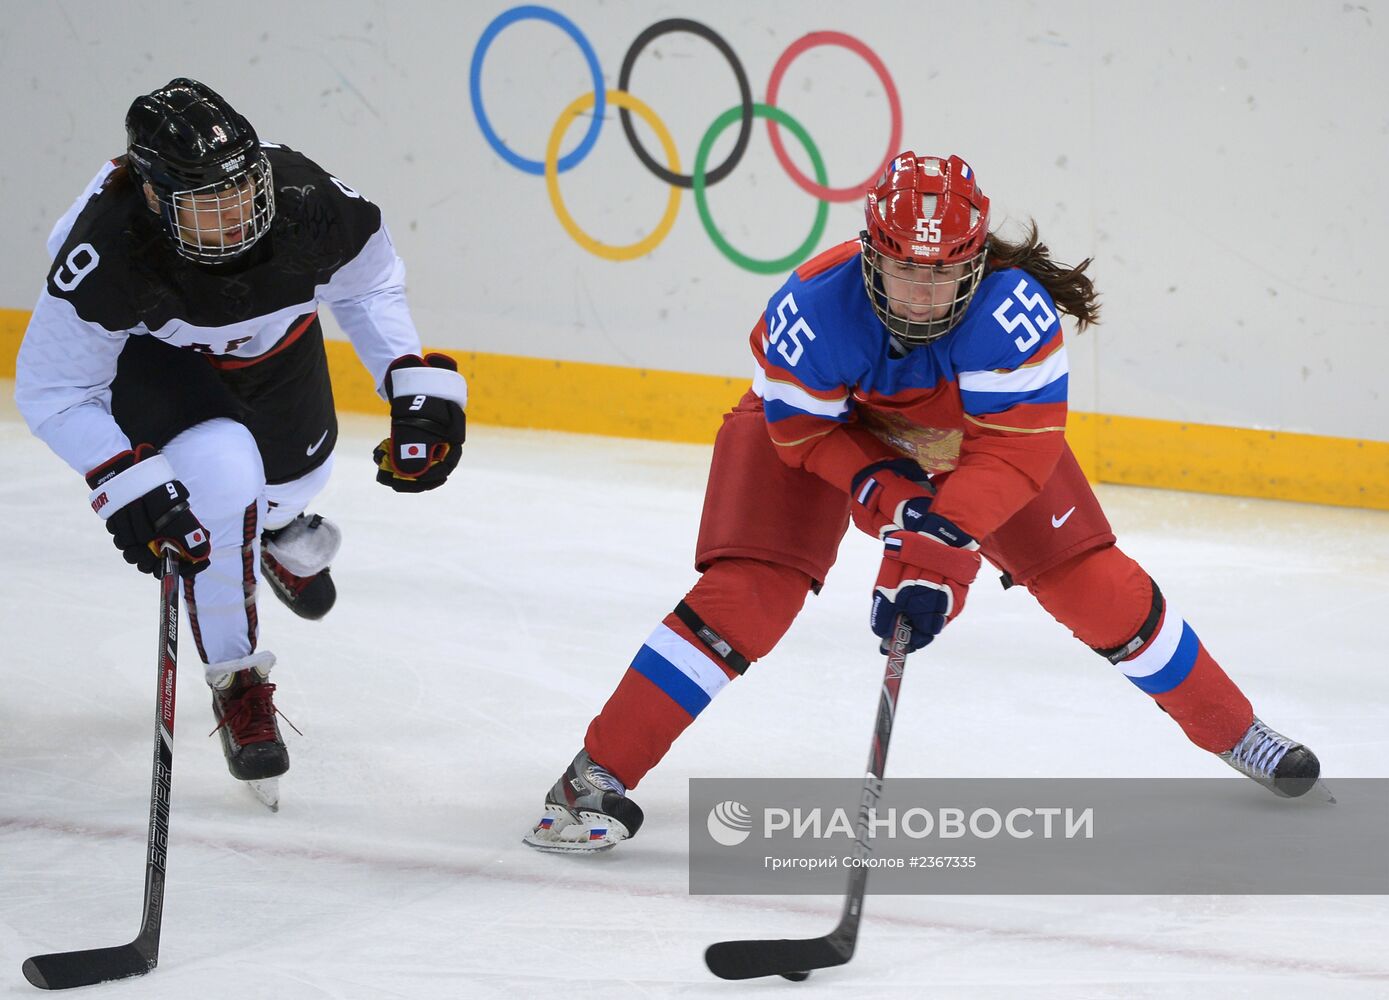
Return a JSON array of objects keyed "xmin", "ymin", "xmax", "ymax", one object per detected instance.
[
  {"xmin": 1219, "ymin": 717, "xmax": 1326, "ymax": 799},
  {"xmin": 261, "ymin": 513, "xmax": 341, "ymax": 620},
  {"xmin": 209, "ymin": 654, "xmax": 290, "ymax": 810},
  {"xmin": 523, "ymin": 749, "xmax": 645, "ymax": 853}
]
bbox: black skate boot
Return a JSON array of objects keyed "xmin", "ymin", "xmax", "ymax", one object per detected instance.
[
  {"xmin": 523, "ymin": 749, "xmax": 645, "ymax": 853},
  {"xmin": 260, "ymin": 513, "xmax": 340, "ymax": 620},
  {"xmin": 209, "ymin": 654, "xmax": 290, "ymax": 786},
  {"xmin": 1219, "ymin": 717, "xmax": 1321, "ymax": 798}
]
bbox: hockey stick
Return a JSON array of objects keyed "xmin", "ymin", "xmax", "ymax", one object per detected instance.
[
  {"xmin": 23, "ymin": 551, "xmax": 180, "ymax": 990},
  {"xmin": 705, "ymin": 615, "xmax": 914, "ymax": 982}
]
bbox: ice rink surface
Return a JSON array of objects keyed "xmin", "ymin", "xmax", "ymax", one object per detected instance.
[{"xmin": 2, "ymin": 403, "xmax": 1386, "ymax": 999}]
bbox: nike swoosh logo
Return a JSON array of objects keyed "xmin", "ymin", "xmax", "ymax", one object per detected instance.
[
  {"xmin": 1051, "ymin": 506, "xmax": 1077, "ymax": 528},
  {"xmin": 306, "ymin": 429, "xmax": 329, "ymax": 456}
]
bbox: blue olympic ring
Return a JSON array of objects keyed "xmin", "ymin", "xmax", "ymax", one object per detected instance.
[{"xmin": 469, "ymin": 6, "xmax": 605, "ymax": 175}]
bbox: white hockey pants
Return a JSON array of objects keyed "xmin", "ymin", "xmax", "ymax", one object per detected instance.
[{"xmin": 161, "ymin": 417, "xmax": 333, "ymax": 681}]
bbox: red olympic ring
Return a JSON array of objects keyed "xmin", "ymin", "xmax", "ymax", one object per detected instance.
[{"xmin": 764, "ymin": 31, "xmax": 904, "ymax": 203}]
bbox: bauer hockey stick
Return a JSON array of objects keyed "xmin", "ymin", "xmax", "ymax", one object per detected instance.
[
  {"xmin": 23, "ymin": 551, "xmax": 180, "ymax": 990},
  {"xmin": 704, "ymin": 614, "xmax": 914, "ymax": 982}
]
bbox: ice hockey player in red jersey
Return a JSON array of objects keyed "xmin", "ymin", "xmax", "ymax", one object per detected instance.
[
  {"xmin": 15, "ymin": 79, "xmax": 468, "ymax": 806},
  {"xmin": 524, "ymin": 151, "xmax": 1321, "ymax": 853}
]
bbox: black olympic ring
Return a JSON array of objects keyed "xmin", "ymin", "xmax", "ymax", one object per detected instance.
[{"xmin": 616, "ymin": 18, "xmax": 753, "ymax": 190}]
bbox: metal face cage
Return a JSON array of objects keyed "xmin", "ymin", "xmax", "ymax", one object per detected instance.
[
  {"xmin": 860, "ymin": 235, "xmax": 987, "ymax": 345},
  {"xmin": 153, "ymin": 152, "xmax": 275, "ymax": 263}
]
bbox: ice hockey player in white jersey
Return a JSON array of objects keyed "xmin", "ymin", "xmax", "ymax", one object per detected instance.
[{"xmin": 14, "ymin": 78, "xmax": 469, "ymax": 804}]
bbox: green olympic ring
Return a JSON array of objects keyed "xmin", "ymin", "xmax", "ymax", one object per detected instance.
[{"xmin": 693, "ymin": 103, "xmax": 829, "ymax": 276}]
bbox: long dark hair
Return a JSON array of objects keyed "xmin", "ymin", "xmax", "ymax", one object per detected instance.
[
  {"xmin": 986, "ymin": 221, "xmax": 1100, "ymax": 330},
  {"xmin": 103, "ymin": 154, "xmax": 136, "ymax": 194}
]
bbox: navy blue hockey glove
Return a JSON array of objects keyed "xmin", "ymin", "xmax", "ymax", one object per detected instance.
[
  {"xmin": 850, "ymin": 457, "xmax": 936, "ymax": 538},
  {"xmin": 85, "ymin": 445, "xmax": 211, "ymax": 578},
  {"xmin": 374, "ymin": 353, "xmax": 468, "ymax": 493},
  {"xmin": 870, "ymin": 514, "xmax": 981, "ymax": 652}
]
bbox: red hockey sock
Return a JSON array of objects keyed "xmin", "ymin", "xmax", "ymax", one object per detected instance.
[
  {"xmin": 584, "ymin": 614, "xmax": 736, "ymax": 789},
  {"xmin": 1144, "ymin": 639, "xmax": 1253, "ymax": 753},
  {"xmin": 1027, "ymin": 546, "xmax": 1253, "ymax": 754},
  {"xmin": 584, "ymin": 559, "xmax": 813, "ymax": 789}
]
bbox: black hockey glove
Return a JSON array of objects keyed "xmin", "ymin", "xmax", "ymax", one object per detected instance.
[
  {"xmin": 85, "ymin": 445, "xmax": 212, "ymax": 578},
  {"xmin": 373, "ymin": 353, "xmax": 468, "ymax": 493}
]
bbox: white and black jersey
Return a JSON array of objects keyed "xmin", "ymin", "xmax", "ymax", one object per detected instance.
[{"xmin": 15, "ymin": 144, "xmax": 424, "ymax": 478}]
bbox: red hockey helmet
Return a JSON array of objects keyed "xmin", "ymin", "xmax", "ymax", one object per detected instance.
[{"xmin": 861, "ymin": 152, "xmax": 990, "ymax": 344}]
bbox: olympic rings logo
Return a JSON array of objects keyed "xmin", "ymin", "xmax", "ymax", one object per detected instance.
[{"xmin": 469, "ymin": 6, "xmax": 902, "ymax": 273}]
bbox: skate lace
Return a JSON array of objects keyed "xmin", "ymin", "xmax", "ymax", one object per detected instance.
[
  {"xmin": 582, "ymin": 761, "xmax": 626, "ymax": 795},
  {"xmin": 1223, "ymin": 718, "xmax": 1294, "ymax": 779},
  {"xmin": 211, "ymin": 682, "xmax": 302, "ymax": 744},
  {"xmin": 264, "ymin": 552, "xmax": 312, "ymax": 595}
]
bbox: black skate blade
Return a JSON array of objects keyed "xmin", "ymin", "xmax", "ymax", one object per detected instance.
[{"xmin": 705, "ymin": 936, "xmax": 849, "ymax": 980}]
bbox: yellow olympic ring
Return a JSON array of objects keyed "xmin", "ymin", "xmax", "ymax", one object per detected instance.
[{"xmin": 545, "ymin": 90, "xmax": 681, "ymax": 262}]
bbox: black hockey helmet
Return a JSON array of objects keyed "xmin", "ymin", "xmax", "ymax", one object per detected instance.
[{"xmin": 125, "ymin": 78, "xmax": 275, "ymax": 262}]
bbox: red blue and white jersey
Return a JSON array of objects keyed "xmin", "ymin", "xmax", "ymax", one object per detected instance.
[{"xmin": 750, "ymin": 240, "xmax": 1069, "ymax": 539}]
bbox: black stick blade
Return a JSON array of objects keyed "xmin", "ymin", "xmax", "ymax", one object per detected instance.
[
  {"xmin": 704, "ymin": 936, "xmax": 850, "ymax": 980},
  {"xmin": 22, "ymin": 944, "xmax": 156, "ymax": 991}
]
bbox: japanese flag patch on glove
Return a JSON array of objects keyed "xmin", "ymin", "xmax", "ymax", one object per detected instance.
[{"xmin": 373, "ymin": 353, "xmax": 468, "ymax": 493}]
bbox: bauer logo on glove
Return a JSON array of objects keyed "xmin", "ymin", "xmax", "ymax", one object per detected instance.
[{"xmin": 373, "ymin": 353, "xmax": 468, "ymax": 494}]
